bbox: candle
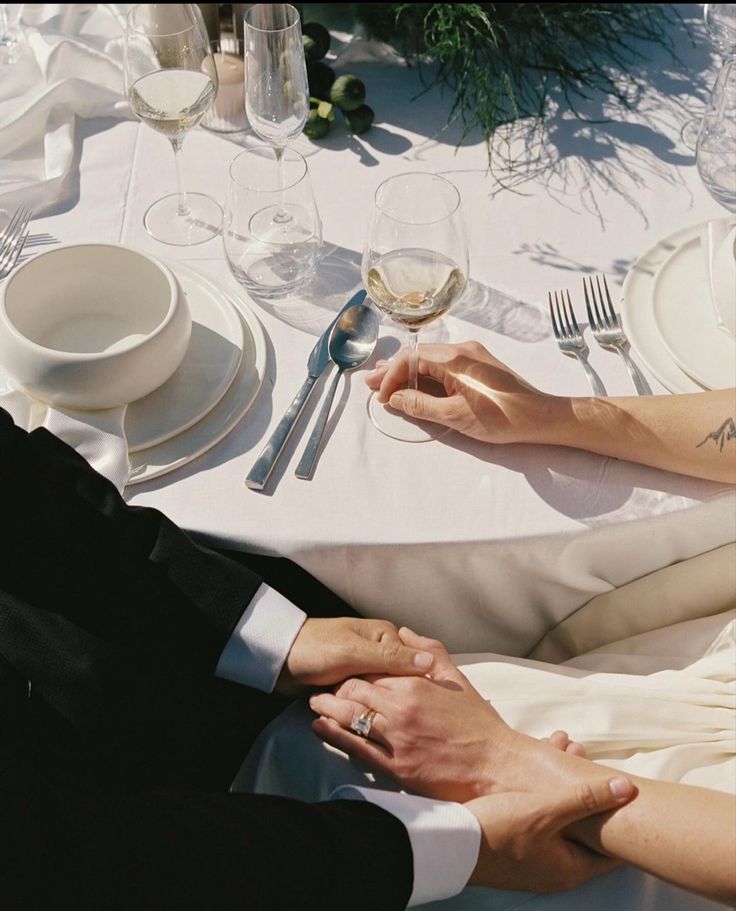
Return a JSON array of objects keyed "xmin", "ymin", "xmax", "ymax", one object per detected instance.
[{"xmin": 202, "ymin": 45, "xmax": 248, "ymax": 132}]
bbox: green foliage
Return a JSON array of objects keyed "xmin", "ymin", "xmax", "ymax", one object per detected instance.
[{"xmin": 353, "ymin": 3, "xmax": 680, "ymax": 149}]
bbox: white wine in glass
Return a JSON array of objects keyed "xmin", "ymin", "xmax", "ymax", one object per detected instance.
[
  {"xmin": 363, "ymin": 173, "xmax": 468, "ymax": 443},
  {"xmin": 124, "ymin": 4, "xmax": 222, "ymax": 246}
]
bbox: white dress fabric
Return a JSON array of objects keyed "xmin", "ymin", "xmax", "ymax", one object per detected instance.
[{"xmin": 236, "ymin": 546, "xmax": 736, "ymax": 910}]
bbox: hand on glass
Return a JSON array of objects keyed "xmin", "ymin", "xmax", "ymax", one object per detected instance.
[
  {"xmin": 366, "ymin": 341, "xmax": 547, "ymax": 446},
  {"xmin": 367, "ymin": 341, "xmax": 736, "ymax": 484},
  {"xmin": 275, "ymin": 617, "xmax": 434, "ymax": 698}
]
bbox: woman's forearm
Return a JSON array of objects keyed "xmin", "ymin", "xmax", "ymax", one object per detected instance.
[
  {"xmin": 538, "ymin": 389, "xmax": 736, "ymax": 484},
  {"xmin": 570, "ymin": 774, "xmax": 736, "ymax": 905}
]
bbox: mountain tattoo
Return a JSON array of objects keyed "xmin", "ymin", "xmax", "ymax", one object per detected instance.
[{"xmin": 696, "ymin": 418, "xmax": 736, "ymax": 453}]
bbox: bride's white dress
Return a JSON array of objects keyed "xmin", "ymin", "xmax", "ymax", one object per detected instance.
[{"xmin": 235, "ymin": 545, "xmax": 736, "ymax": 910}]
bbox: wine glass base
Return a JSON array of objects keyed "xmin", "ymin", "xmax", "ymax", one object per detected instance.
[
  {"xmin": 143, "ymin": 193, "xmax": 223, "ymax": 246},
  {"xmin": 680, "ymin": 117, "xmax": 701, "ymax": 152},
  {"xmin": 368, "ymin": 391, "xmax": 449, "ymax": 443}
]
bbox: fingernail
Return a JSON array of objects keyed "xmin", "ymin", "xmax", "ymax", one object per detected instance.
[
  {"xmin": 390, "ymin": 392, "xmax": 404, "ymax": 407},
  {"xmin": 608, "ymin": 776, "xmax": 633, "ymax": 801},
  {"xmin": 413, "ymin": 651, "xmax": 433, "ymax": 670}
]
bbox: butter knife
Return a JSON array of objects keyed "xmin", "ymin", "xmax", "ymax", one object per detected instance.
[{"xmin": 245, "ymin": 289, "xmax": 367, "ymax": 490}]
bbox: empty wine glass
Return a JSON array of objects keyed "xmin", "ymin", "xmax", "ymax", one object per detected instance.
[
  {"xmin": 682, "ymin": 4, "xmax": 736, "ymax": 149},
  {"xmin": 124, "ymin": 4, "xmax": 222, "ymax": 245},
  {"xmin": 362, "ymin": 172, "xmax": 469, "ymax": 443},
  {"xmin": 243, "ymin": 4, "xmax": 309, "ymax": 227},
  {"xmin": 696, "ymin": 58, "xmax": 736, "ymax": 211}
]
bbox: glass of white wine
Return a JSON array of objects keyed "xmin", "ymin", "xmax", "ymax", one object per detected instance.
[
  {"xmin": 124, "ymin": 4, "xmax": 222, "ymax": 246},
  {"xmin": 363, "ymin": 172, "xmax": 468, "ymax": 442}
]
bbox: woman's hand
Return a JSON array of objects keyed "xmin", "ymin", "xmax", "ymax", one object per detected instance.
[
  {"xmin": 310, "ymin": 628, "xmax": 599, "ymax": 802},
  {"xmin": 366, "ymin": 341, "xmax": 557, "ymax": 445}
]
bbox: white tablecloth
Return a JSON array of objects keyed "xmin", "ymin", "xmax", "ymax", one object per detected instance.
[{"xmin": 13, "ymin": 4, "xmax": 736, "ymax": 653}]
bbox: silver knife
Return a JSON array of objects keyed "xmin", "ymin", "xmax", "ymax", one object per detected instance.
[{"xmin": 245, "ymin": 289, "xmax": 367, "ymax": 490}]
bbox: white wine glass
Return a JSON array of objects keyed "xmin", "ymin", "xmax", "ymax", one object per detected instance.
[
  {"xmin": 362, "ymin": 172, "xmax": 469, "ymax": 443},
  {"xmin": 244, "ymin": 4, "xmax": 309, "ymax": 226},
  {"xmin": 124, "ymin": 4, "xmax": 222, "ymax": 246}
]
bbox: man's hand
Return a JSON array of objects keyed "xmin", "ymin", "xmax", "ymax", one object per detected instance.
[
  {"xmin": 275, "ymin": 617, "xmax": 434, "ymax": 698},
  {"xmin": 311, "ymin": 628, "xmax": 622, "ymax": 803},
  {"xmin": 310, "ymin": 627, "xmax": 520, "ymax": 801},
  {"xmin": 466, "ymin": 776, "xmax": 634, "ymax": 893},
  {"xmin": 366, "ymin": 341, "xmax": 556, "ymax": 445}
]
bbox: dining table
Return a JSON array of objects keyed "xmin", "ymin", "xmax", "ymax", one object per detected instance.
[{"xmin": 5, "ymin": 2, "xmax": 736, "ymax": 656}]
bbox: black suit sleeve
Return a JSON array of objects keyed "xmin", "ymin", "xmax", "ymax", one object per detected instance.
[
  {"xmin": 1, "ymin": 750, "xmax": 414, "ymax": 911},
  {"xmin": 0, "ymin": 410, "xmax": 415, "ymax": 909}
]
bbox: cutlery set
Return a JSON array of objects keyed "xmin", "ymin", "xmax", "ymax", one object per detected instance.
[
  {"xmin": 549, "ymin": 275, "xmax": 650, "ymax": 396},
  {"xmin": 245, "ymin": 290, "xmax": 377, "ymax": 489}
]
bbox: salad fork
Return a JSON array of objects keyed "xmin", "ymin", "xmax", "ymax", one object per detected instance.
[
  {"xmin": 0, "ymin": 205, "xmax": 32, "ymax": 279},
  {"xmin": 583, "ymin": 275, "xmax": 651, "ymax": 395},
  {"xmin": 548, "ymin": 289, "xmax": 606, "ymax": 396}
]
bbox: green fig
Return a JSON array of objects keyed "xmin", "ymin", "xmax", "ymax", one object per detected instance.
[
  {"xmin": 344, "ymin": 103, "xmax": 374, "ymax": 134},
  {"xmin": 303, "ymin": 108, "xmax": 330, "ymax": 140},
  {"xmin": 302, "ymin": 22, "xmax": 331, "ymax": 61},
  {"xmin": 330, "ymin": 75, "xmax": 366, "ymax": 112}
]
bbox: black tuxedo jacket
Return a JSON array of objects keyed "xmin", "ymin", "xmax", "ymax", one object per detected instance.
[{"xmin": 0, "ymin": 408, "xmax": 413, "ymax": 910}]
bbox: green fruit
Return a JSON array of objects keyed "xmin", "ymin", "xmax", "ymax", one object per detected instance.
[
  {"xmin": 302, "ymin": 22, "xmax": 330, "ymax": 61},
  {"xmin": 303, "ymin": 108, "xmax": 330, "ymax": 140},
  {"xmin": 344, "ymin": 103, "xmax": 374, "ymax": 134},
  {"xmin": 330, "ymin": 75, "xmax": 366, "ymax": 112},
  {"xmin": 307, "ymin": 61, "xmax": 335, "ymax": 99}
]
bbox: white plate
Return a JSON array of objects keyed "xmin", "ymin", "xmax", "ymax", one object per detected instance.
[
  {"xmin": 651, "ymin": 228, "xmax": 736, "ymax": 390},
  {"xmin": 127, "ymin": 263, "xmax": 244, "ymax": 452},
  {"xmin": 127, "ymin": 271, "xmax": 267, "ymax": 485},
  {"xmin": 621, "ymin": 224, "xmax": 712, "ymax": 394}
]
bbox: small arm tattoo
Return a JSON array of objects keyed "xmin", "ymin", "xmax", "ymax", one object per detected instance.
[{"xmin": 696, "ymin": 418, "xmax": 736, "ymax": 453}]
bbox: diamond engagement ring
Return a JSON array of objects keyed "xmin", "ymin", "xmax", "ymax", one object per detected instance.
[{"xmin": 350, "ymin": 708, "xmax": 376, "ymax": 738}]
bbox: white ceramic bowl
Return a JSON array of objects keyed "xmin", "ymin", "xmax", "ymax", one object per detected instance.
[{"xmin": 0, "ymin": 244, "xmax": 191, "ymax": 410}]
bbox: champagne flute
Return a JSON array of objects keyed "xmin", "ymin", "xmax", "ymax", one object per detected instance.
[
  {"xmin": 124, "ymin": 4, "xmax": 222, "ymax": 246},
  {"xmin": 362, "ymin": 172, "xmax": 469, "ymax": 443},
  {"xmin": 243, "ymin": 4, "xmax": 309, "ymax": 226}
]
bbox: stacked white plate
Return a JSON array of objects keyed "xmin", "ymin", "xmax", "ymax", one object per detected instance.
[
  {"xmin": 126, "ymin": 264, "xmax": 266, "ymax": 484},
  {"xmin": 621, "ymin": 218, "xmax": 736, "ymax": 394}
]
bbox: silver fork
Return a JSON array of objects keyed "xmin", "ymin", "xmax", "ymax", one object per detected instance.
[
  {"xmin": 0, "ymin": 205, "xmax": 32, "ymax": 279},
  {"xmin": 548, "ymin": 289, "xmax": 606, "ymax": 396},
  {"xmin": 583, "ymin": 275, "xmax": 651, "ymax": 395}
]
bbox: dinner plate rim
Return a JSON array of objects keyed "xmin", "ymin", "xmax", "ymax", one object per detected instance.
[
  {"xmin": 650, "ymin": 231, "xmax": 736, "ymax": 391},
  {"xmin": 126, "ymin": 266, "xmax": 267, "ymax": 486},
  {"xmin": 621, "ymin": 222, "xmax": 720, "ymax": 394},
  {"xmin": 126, "ymin": 262, "xmax": 245, "ymax": 452}
]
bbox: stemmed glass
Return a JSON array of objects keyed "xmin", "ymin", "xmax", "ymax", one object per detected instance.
[
  {"xmin": 682, "ymin": 4, "xmax": 736, "ymax": 149},
  {"xmin": 124, "ymin": 4, "xmax": 222, "ymax": 246},
  {"xmin": 362, "ymin": 172, "xmax": 469, "ymax": 443},
  {"xmin": 243, "ymin": 4, "xmax": 309, "ymax": 227}
]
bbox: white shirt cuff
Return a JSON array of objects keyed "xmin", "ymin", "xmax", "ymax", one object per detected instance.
[
  {"xmin": 331, "ymin": 786, "xmax": 480, "ymax": 907},
  {"xmin": 215, "ymin": 583, "xmax": 307, "ymax": 693}
]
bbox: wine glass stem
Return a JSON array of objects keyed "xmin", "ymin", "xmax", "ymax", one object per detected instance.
[
  {"xmin": 408, "ymin": 329, "xmax": 419, "ymax": 391},
  {"xmin": 170, "ymin": 137, "xmax": 190, "ymax": 218},
  {"xmin": 273, "ymin": 145, "xmax": 290, "ymax": 224}
]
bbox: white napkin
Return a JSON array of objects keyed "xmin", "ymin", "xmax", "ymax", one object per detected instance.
[
  {"xmin": 0, "ymin": 384, "xmax": 130, "ymax": 493},
  {"xmin": 700, "ymin": 220, "xmax": 736, "ymax": 338},
  {"xmin": 0, "ymin": 4, "xmax": 131, "ymax": 216}
]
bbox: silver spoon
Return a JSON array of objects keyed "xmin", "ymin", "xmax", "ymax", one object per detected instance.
[{"xmin": 295, "ymin": 303, "xmax": 379, "ymax": 479}]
